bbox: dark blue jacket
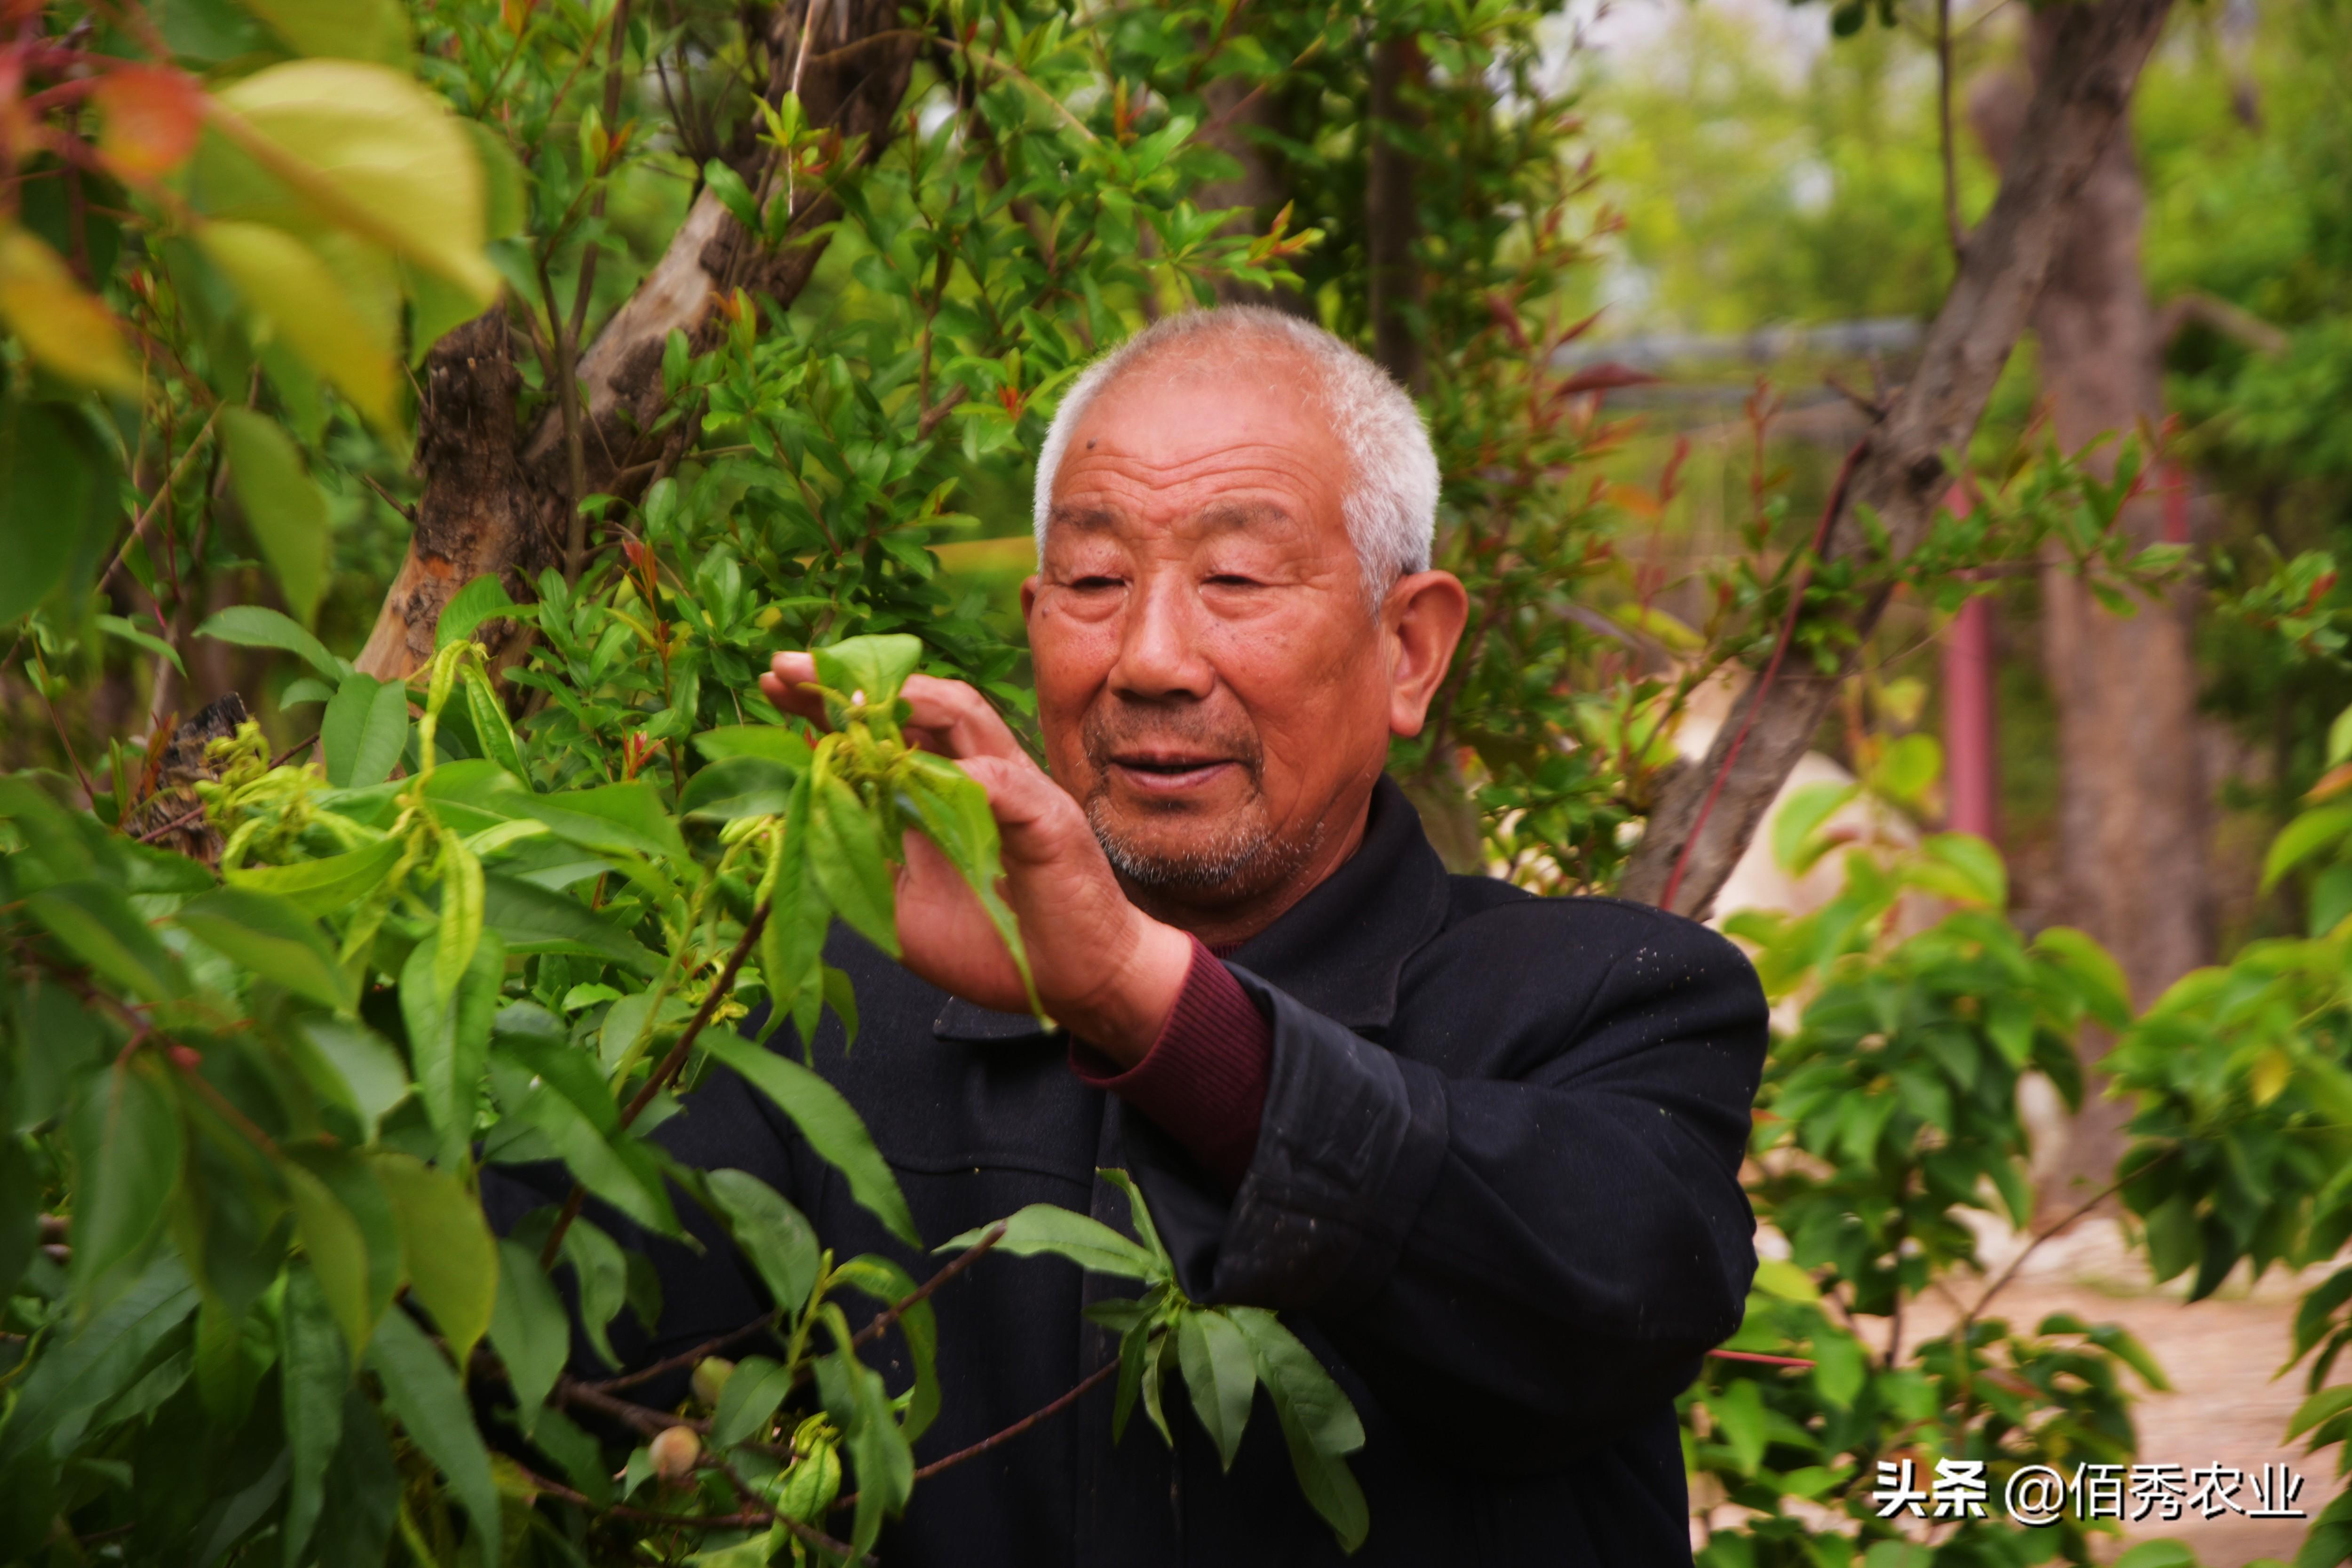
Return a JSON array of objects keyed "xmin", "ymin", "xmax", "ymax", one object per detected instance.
[{"xmin": 495, "ymin": 777, "xmax": 1767, "ymax": 1565}]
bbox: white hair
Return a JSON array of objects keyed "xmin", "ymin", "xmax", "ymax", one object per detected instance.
[{"xmin": 1030, "ymin": 307, "xmax": 1439, "ymax": 603}]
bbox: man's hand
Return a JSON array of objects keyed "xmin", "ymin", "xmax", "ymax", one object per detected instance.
[{"xmin": 760, "ymin": 652, "xmax": 1192, "ymax": 1067}]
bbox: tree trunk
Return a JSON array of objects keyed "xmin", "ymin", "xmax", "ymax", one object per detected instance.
[
  {"xmin": 355, "ymin": 1, "xmax": 923, "ymax": 678},
  {"xmin": 1617, "ymin": 0, "xmax": 2177, "ymax": 918},
  {"xmin": 1972, "ymin": 13, "xmax": 2209, "ymax": 1211}
]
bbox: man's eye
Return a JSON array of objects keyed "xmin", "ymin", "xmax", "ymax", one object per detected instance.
[
  {"xmin": 1069, "ymin": 575, "xmax": 1125, "ymax": 591},
  {"xmin": 1205, "ymin": 573, "xmax": 1261, "ymax": 589}
]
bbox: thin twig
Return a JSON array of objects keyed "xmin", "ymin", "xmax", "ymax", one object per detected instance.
[
  {"xmin": 1657, "ymin": 437, "xmax": 1868, "ymax": 913},
  {"xmin": 828, "ymin": 1358, "xmax": 1121, "ymax": 1518},
  {"xmin": 100, "ymin": 409, "xmax": 220, "ymax": 597},
  {"xmin": 542, "ymin": 902, "xmax": 771, "ymax": 1269},
  {"xmin": 506, "ymin": 1459, "xmax": 876, "ymax": 1565},
  {"xmin": 1937, "ymin": 0, "xmax": 1964, "ymax": 258},
  {"xmin": 589, "ymin": 1311, "xmax": 782, "ymax": 1394},
  {"xmin": 1963, "ymin": 1148, "xmax": 2177, "ymax": 1331},
  {"xmin": 848, "ymin": 1222, "xmax": 1007, "ymax": 1352}
]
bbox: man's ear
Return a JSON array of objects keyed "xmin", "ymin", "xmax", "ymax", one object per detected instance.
[
  {"xmin": 1019, "ymin": 575, "xmax": 1041, "ymax": 620},
  {"xmin": 1385, "ymin": 570, "xmax": 1470, "ymax": 737}
]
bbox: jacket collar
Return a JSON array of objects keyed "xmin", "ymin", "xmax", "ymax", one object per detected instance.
[{"xmin": 934, "ymin": 774, "xmax": 1452, "ymax": 1042}]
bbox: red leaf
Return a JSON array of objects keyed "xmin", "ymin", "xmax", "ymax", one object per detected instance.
[
  {"xmin": 1555, "ymin": 361, "xmax": 1658, "ymax": 397},
  {"xmin": 93, "ymin": 65, "xmax": 203, "ymax": 182}
]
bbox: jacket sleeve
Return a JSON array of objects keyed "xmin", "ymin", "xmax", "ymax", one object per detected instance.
[{"xmin": 1167, "ymin": 906, "xmax": 1766, "ymax": 1470}]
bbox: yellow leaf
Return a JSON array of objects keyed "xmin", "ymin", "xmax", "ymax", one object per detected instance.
[
  {"xmin": 238, "ymin": 0, "xmax": 410, "ymax": 65},
  {"xmin": 199, "ymin": 220, "xmax": 398, "ymax": 430},
  {"xmin": 0, "ymin": 228, "xmax": 140, "ymax": 396},
  {"xmin": 2252, "ymin": 1045, "xmax": 2293, "ymax": 1107},
  {"xmin": 207, "ymin": 61, "xmax": 498, "ymax": 308}
]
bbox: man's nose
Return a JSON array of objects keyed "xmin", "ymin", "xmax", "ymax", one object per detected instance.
[{"xmin": 1107, "ymin": 570, "xmax": 1216, "ymax": 701}]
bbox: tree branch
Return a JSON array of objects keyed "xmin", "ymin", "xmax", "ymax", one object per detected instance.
[{"xmin": 1618, "ymin": 0, "xmax": 2178, "ymax": 917}]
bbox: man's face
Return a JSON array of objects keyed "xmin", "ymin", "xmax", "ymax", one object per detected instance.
[{"xmin": 1022, "ymin": 342, "xmax": 1402, "ymax": 918}]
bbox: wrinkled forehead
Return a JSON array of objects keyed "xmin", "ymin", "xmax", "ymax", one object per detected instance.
[{"xmin": 1043, "ymin": 337, "xmax": 1349, "ymax": 543}]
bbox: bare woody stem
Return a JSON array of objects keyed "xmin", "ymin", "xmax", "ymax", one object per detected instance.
[
  {"xmin": 584, "ymin": 1220, "xmax": 1008, "ymax": 1398},
  {"xmin": 832, "ymin": 1358, "xmax": 1122, "ymax": 1517},
  {"xmin": 506, "ymin": 1459, "xmax": 876, "ymax": 1566}
]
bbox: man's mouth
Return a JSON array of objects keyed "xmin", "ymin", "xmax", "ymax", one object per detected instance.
[{"xmin": 1106, "ymin": 754, "xmax": 1240, "ymax": 793}]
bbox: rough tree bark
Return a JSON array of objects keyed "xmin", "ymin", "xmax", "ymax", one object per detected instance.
[
  {"xmin": 1972, "ymin": 15, "xmax": 2210, "ymax": 1209},
  {"xmin": 355, "ymin": 1, "xmax": 924, "ymax": 678},
  {"xmin": 1617, "ymin": 0, "xmax": 2178, "ymax": 918}
]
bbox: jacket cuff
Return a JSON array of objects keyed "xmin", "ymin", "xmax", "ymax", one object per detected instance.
[
  {"xmin": 1069, "ymin": 937, "xmax": 1272, "ymax": 1188},
  {"xmin": 1209, "ymin": 970, "xmax": 1452, "ymax": 1312}
]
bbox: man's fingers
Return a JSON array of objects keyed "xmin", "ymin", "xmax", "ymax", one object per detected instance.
[
  {"xmin": 898, "ymin": 674, "xmax": 1026, "ymax": 761},
  {"xmin": 760, "ymin": 653, "xmax": 831, "ymax": 728},
  {"xmin": 761, "ymin": 655, "xmax": 1020, "ymax": 762}
]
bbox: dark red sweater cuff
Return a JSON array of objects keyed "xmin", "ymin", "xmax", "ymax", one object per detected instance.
[{"xmin": 1069, "ymin": 937, "xmax": 1271, "ymax": 1188}]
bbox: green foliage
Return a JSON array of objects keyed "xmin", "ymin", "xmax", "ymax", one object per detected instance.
[
  {"xmin": 948, "ymin": 1172, "xmax": 1371, "ymax": 1552},
  {"xmin": 1702, "ymin": 773, "xmax": 2165, "ymax": 1567}
]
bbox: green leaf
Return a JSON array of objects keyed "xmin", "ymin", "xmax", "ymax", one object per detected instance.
[
  {"xmin": 702, "ymin": 159, "xmax": 761, "ymax": 231},
  {"xmin": 176, "ymin": 885, "xmax": 353, "ymax": 1010},
  {"xmin": 28, "ymin": 879, "xmax": 184, "ymax": 1003},
  {"xmin": 681, "ymin": 755, "xmax": 797, "ymax": 820},
  {"xmin": 283, "ymin": 1156, "xmax": 378, "ymax": 1353},
  {"xmin": 1097, "ymin": 1170, "xmax": 1171, "ymax": 1274},
  {"xmin": 1228, "ymin": 1305, "xmax": 1367, "ymax": 1549},
  {"xmin": 942, "ymin": 1202, "xmax": 1158, "ymax": 1280},
  {"xmin": 1771, "ymin": 781, "xmax": 1858, "ymax": 875},
  {"xmin": 701, "ymin": 1033, "xmax": 918, "ymax": 1249},
  {"xmin": 897, "ymin": 752, "xmax": 1036, "ymax": 1013},
  {"xmin": 219, "ymin": 407, "xmax": 330, "ymax": 627},
  {"xmin": 1909, "ymin": 833, "xmax": 2008, "ymax": 907},
  {"xmin": 1177, "ymin": 1309, "xmax": 1255, "ymax": 1472},
  {"xmin": 692, "ymin": 725, "xmax": 815, "ymax": 768},
  {"xmin": 292, "ymin": 1017, "xmax": 411, "ymax": 1136},
  {"xmin": 0, "ymin": 1139, "xmax": 37, "ymax": 1302},
  {"xmin": 237, "ymin": 0, "xmax": 407, "ymax": 65},
  {"xmin": 481, "ymin": 872, "xmax": 660, "ymax": 974},
  {"xmin": 2031, "ymin": 926, "xmax": 2133, "ymax": 1028},
  {"xmin": 372, "ymin": 1151, "xmax": 495, "ymax": 1370},
  {"xmin": 436, "ymin": 573, "xmax": 520, "ymax": 652},
  {"xmin": 830, "ymin": 1254, "xmax": 940, "ymax": 1440},
  {"xmin": 321, "ymin": 673, "xmax": 408, "ymax": 788},
  {"xmin": 279, "ymin": 1261, "xmax": 350, "ymax": 1568},
  {"xmin": 211, "ymin": 60, "xmax": 498, "ymax": 306},
  {"xmin": 710, "ymin": 1353, "xmax": 793, "ymax": 1451},
  {"xmin": 1709, "ymin": 1377, "xmax": 1768, "ymax": 1473},
  {"xmin": 0, "ymin": 1254, "xmax": 195, "ymax": 1470},
  {"xmin": 811, "ymin": 635, "xmax": 923, "ymax": 712},
  {"xmin": 367, "ymin": 1307, "xmax": 500, "ymax": 1562},
  {"xmin": 1227, "ymin": 1308, "xmax": 1363, "ymax": 1457},
  {"xmin": 0, "ymin": 401, "xmax": 105, "ymax": 624},
  {"xmin": 515, "ymin": 781, "xmax": 688, "ymax": 864},
  {"xmin": 398, "ymin": 932, "xmax": 503, "ymax": 1171},
  {"xmin": 2113, "ymin": 1544, "xmax": 2199, "ymax": 1568},
  {"xmin": 67, "ymin": 1056, "xmax": 184, "ymax": 1303},
  {"xmin": 2288, "ymin": 1383, "xmax": 2352, "ymax": 1441},
  {"xmin": 705, "ymin": 1168, "xmax": 820, "ymax": 1317},
  {"xmin": 808, "ymin": 770, "xmax": 899, "ymax": 957},
  {"xmin": 196, "ymin": 604, "xmax": 342, "ymax": 679},
  {"xmin": 756, "ymin": 774, "xmax": 827, "ymax": 1042},
  {"xmin": 496, "ymin": 1064, "xmax": 680, "ymax": 1236},
  {"xmin": 96, "ymin": 613, "xmax": 187, "ymax": 675},
  {"xmin": 487, "ymin": 1240, "xmax": 566, "ymax": 1433},
  {"xmin": 552, "ymin": 1215, "xmax": 629, "ymax": 1369},
  {"xmin": 435, "ymin": 831, "xmax": 485, "ymax": 996},
  {"xmin": 461, "ymin": 665, "xmax": 527, "ymax": 781},
  {"xmin": 228, "ymin": 835, "xmax": 402, "ymax": 917},
  {"xmin": 2267, "ymin": 803, "xmax": 2352, "ymax": 890}
]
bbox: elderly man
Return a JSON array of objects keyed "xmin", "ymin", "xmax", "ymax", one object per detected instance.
[{"xmin": 619, "ymin": 308, "xmax": 1766, "ymax": 1564}]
